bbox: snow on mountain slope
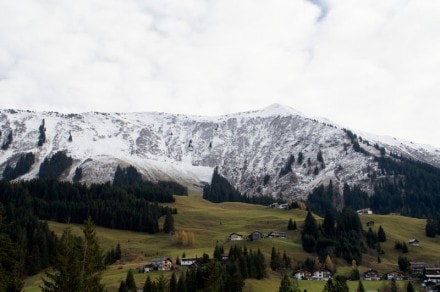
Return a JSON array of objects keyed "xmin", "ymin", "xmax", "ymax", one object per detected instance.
[{"xmin": 1, "ymin": 104, "xmax": 439, "ymax": 199}]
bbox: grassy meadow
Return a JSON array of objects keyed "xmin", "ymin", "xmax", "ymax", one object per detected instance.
[{"xmin": 23, "ymin": 195, "xmax": 438, "ymax": 291}]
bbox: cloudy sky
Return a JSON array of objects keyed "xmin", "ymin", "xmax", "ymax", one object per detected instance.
[{"xmin": 1, "ymin": 0, "xmax": 439, "ymax": 147}]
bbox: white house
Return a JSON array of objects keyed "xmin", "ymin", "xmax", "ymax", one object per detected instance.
[
  {"xmin": 229, "ymin": 233, "xmax": 244, "ymax": 241},
  {"xmin": 312, "ymin": 268, "xmax": 332, "ymax": 281},
  {"xmin": 356, "ymin": 208, "xmax": 373, "ymax": 215},
  {"xmin": 180, "ymin": 257, "xmax": 197, "ymax": 266}
]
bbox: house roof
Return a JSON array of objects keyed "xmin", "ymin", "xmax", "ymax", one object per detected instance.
[
  {"xmin": 363, "ymin": 269, "xmax": 380, "ymax": 275},
  {"xmin": 151, "ymin": 257, "xmax": 172, "ymax": 263}
]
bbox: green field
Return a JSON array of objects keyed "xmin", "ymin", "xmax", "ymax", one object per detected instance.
[{"xmin": 23, "ymin": 195, "xmax": 438, "ymax": 291}]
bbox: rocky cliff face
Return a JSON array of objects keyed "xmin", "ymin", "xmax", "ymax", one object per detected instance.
[{"xmin": 1, "ymin": 104, "xmax": 439, "ymax": 199}]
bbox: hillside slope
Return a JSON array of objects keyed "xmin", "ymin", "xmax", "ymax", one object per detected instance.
[{"xmin": 1, "ymin": 104, "xmax": 439, "ymax": 198}]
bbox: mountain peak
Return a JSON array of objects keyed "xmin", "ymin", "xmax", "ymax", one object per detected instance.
[{"xmin": 246, "ymin": 103, "xmax": 303, "ymax": 118}]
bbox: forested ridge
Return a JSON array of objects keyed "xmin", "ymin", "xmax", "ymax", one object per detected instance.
[
  {"xmin": 306, "ymin": 154, "xmax": 440, "ymax": 219},
  {"xmin": 0, "ymin": 179, "xmax": 182, "ymax": 233},
  {"xmin": 203, "ymin": 167, "xmax": 276, "ymax": 205}
]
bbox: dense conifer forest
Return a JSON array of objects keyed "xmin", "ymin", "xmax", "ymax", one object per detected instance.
[{"xmin": 203, "ymin": 167, "xmax": 276, "ymax": 205}]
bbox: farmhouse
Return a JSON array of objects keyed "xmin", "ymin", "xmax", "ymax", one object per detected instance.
[
  {"xmin": 248, "ymin": 231, "xmax": 264, "ymax": 241},
  {"xmin": 180, "ymin": 257, "xmax": 197, "ymax": 266},
  {"xmin": 267, "ymin": 231, "xmax": 286, "ymax": 239},
  {"xmin": 357, "ymin": 208, "xmax": 373, "ymax": 215},
  {"xmin": 385, "ymin": 271, "xmax": 404, "ymax": 281},
  {"xmin": 293, "ymin": 269, "xmax": 312, "ymax": 280},
  {"xmin": 312, "ymin": 268, "xmax": 332, "ymax": 281},
  {"xmin": 363, "ymin": 269, "xmax": 381, "ymax": 281},
  {"xmin": 151, "ymin": 257, "xmax": 173, "ymax": 271},
  {"xmin": 229, "ymin": 233, "xmax": 244, "ymax": 241}
]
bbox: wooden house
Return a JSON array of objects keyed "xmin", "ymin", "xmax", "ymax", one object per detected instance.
[
  {"xmin": 151, "ymin": 257, "xmax": 173, "ymax": 271},
  {"xmin": 293, "ymin": 269, "xmax": 312, "ymax": 280},
  {"xmin": 248, "ymin": 231, "xmax": 264, "ymax": 241},
  {"xmin": 229, "ymin": 233, "xmax": 244, "ymax": 241}
]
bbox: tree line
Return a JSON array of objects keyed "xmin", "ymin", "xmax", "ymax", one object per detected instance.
[
  {"xmin": 0, "ymin": 179, "xmax": 178, "ymax": 234},
  {"xmin": 0, "ymin": 200, "xmax": 58, "ymax": 288},
  {"xmin": 203, "ymin": 167, "xmax": 276, "ymax": 205},
  {"xmin": 3, "ymin": 152, "xmax": 35, "ymax": 180}
]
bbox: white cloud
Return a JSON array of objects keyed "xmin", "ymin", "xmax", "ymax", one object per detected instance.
[{"xmin": 0, "ymin": 0, "xmax": 439, "ymax": 147}]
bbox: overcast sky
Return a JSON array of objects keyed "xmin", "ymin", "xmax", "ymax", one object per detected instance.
[{"xmin": 0, "ymin": 0, "xmax": 439, "ymax": 147}]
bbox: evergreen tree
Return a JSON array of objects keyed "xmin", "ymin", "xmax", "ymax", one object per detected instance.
[
  {"xmin": 73, "ymin": 167, "xmax": 82, "ymax": 183},
  {"xmin": 282, "ymin": 250, "xmax": 291, "ymax": 269},
  {"xmin": 377, "ymin": 225, "xmax": 387, "ymax": 242},
  {"xmin": 313, "ymin": 166, "xmax": 319, "ymax": 175},
  {"xmin": 156, "ymin": 273, "xmax": 168, "ymax": 292},
  {"xmin": 279, "ymin": 274, "xmax": 299, "ymax": 292},
  {"xmin": 2, "ymin": 131, "xmax": 13, "ymax": 150},
  {"xmin": 357, "ymin": 280, "xmax": 365, "ymax": 292},
  {"xmin": 169, "ymin": 273, "xmax": 178, "ymax": 292},
  {"xmin": 406, "ymin": 281, "xmax": 415, "ymax": 292},
  {"xmin": 125, "ymin": 269, "xmax": 137, "ymax": 292},
  {"xmin": 41, "ymin": 228, "xmax": 83, "ymax": 292},
  {"xmin": 143, "ymin": 276, "xmax": 154, "ymax": 292},
  {"xmin": 398, "ymin": 256, "xmax": 410, "ymax": 272},
  {"xmin": 80, "ymin": 217, "xmax": 105, "ymax": 291},
  {"xmin": 425, "ymin": 218, "xmax": 437, "ymax": 237},
  {"xmin": 270, "ymin": 247, "xmax": 282, "ymax": 271},
  {"xmin": 118, "ymin": 281, "xmax": 128, "ymax": 292},
  {"xmin": 177, "ymin": 274, "xmax": 186, "ymax": 292},
  {"xmin": 0, "ymin": 204, "xmax": 23, "ymax": 292},
  {"xmin": 214, "ymin": 244, "xmax": 224, "ymax": 261},
  {"xmin": 402, "ymin": 242, "xmax": 408, "ymax": 253},
  {"xmin": 322, "ymin": 211, "xmax": 335, "ymax": 237},
  {"xmin": 163, "ymin": 212, "xmax": 175, "ymax": 234},
  {"xmin": 38, "ymin": 119, "xmax": 46, "ymax": 146},
  {"xmin": 301, "ymin": 211, "xmax": 318, "ymax": 252},
  {"xmin": 115, "ymin": 243, "xmax": 122, "ymax": 260},
  {"xmin": 297, "ymin": 152, "xmax": 304, "ymax": 165},
  {"xmin": 317, "ymin": 150, "xmax": 324, "ymax": 163},
  {"xmin": 390, "ymin": 279, "xmax": 398, "ymax": 292},
  {"xmin": 323, "ymin": 279, "xmax": 335, "ymax": 292},
  {"xmin": 42, "ymin": 218, "xmax": 104, "ymax": 292},
  {"xmin": 288, "ymin": 218, "xmax": 295, "ymax": 230},
  {"xmin": 279, "ymin": 154, "xmax": 295, "ymax": 177}
]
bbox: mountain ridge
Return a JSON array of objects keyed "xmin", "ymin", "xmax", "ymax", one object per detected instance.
[{"xmin": 1, "ymin": 106, "xmax": 439, "ymax": 199}]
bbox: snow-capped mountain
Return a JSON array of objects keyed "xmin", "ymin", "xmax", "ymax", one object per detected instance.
[{"xmin": 1, "ymin": 104, "xmax": 439, "ymax": 198}]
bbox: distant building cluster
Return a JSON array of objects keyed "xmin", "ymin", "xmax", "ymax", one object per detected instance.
[{"xmin": 228, "ymin": 231, "xmax": 286, "ymax": 241}]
